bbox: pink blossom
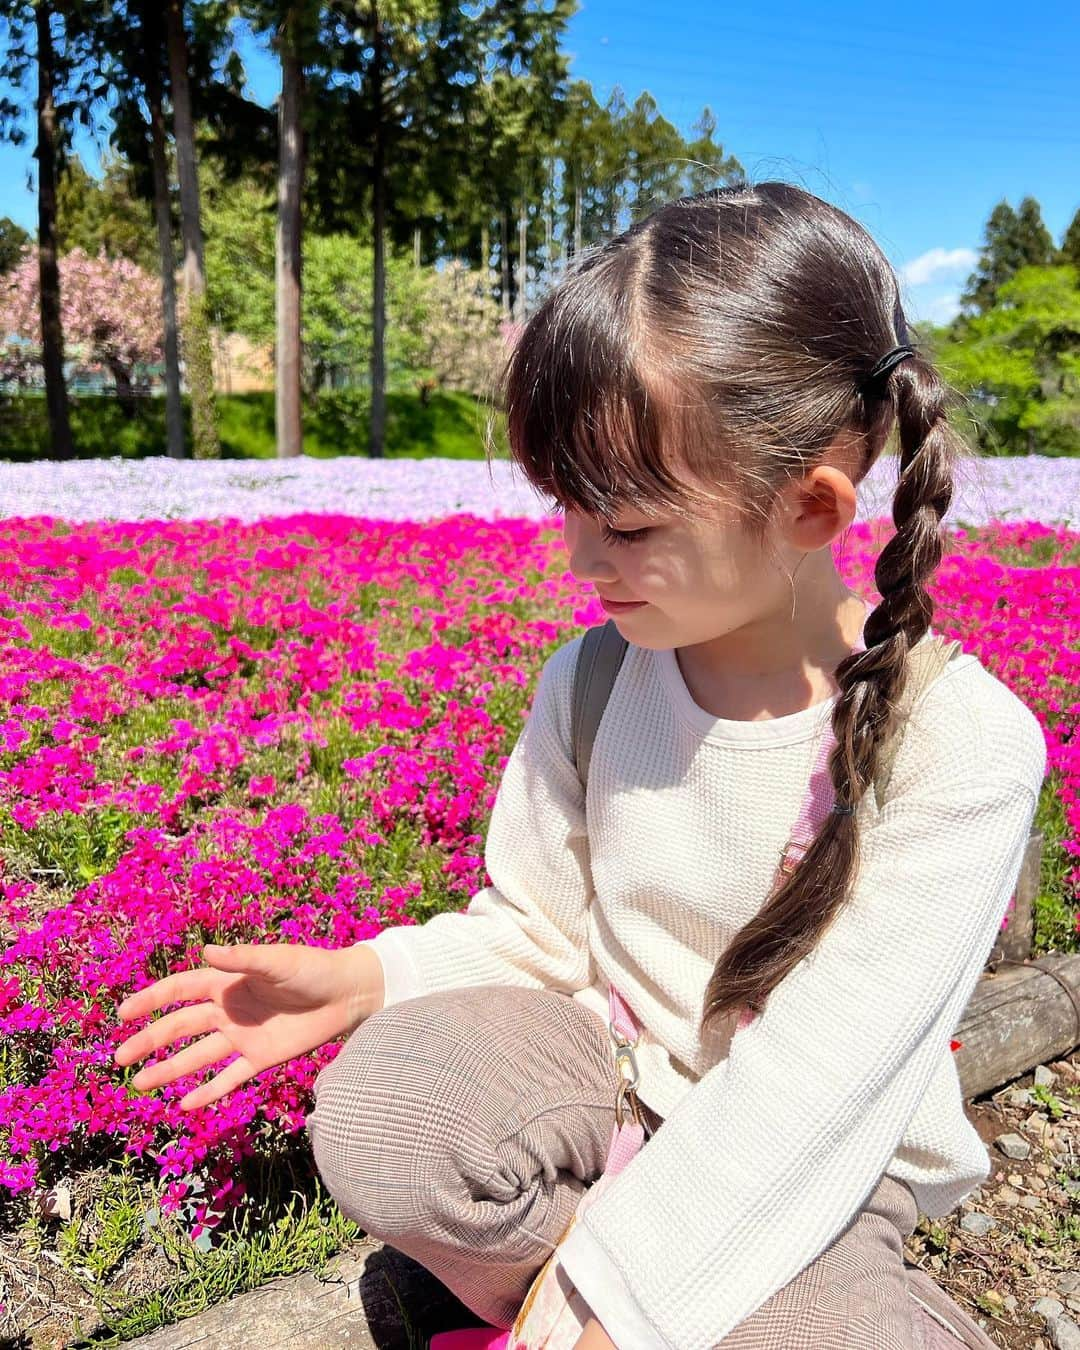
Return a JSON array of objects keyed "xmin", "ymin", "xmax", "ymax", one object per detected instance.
[{"xmin": 0, "ymin": 510, "xmax": 1072, "ymax": 1235}]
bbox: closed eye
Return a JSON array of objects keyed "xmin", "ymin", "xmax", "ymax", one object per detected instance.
[
  {"xmin": 600, "ymin": 525, "xmax": 650, "ymax": 547},
  {"xmin": 549, "ymin": 501, "xmax": 650, "ymax": 547}
]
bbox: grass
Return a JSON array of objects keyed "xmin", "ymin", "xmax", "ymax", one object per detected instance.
[
  {"xmin": 50, "ymin": 1164, "xmax": 365, "ymax": 1346},
  {"xmin": 0, "ymin": 387, "xmax": 511, "ymax": 462},
  {"xmin": 3, "ymin": 1147, "xmax": 442, "ymax": 1349}
]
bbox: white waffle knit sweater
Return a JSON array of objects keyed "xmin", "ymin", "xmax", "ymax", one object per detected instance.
[{"xmin": 363, "ymin": 620, "xmax": 1047, "ymax": 1350}]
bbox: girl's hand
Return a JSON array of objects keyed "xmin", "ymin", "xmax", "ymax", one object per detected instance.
[
  {"xmin": 114, "ymin": 942, "xmax": 384, "ymax": 1111},
  {"xmin": 572, "ymin": 1317, "xmax": 618, "ymax": 1350}
]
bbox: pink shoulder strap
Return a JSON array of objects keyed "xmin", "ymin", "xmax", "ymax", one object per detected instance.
[{"xmin": 603, "ymin": 627, "xmax": 871, "ymax": 1168}]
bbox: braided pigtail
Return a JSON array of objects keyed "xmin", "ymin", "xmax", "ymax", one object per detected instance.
[
  {"xmin": 493, "ymin": 179, "xmax": 974, "ymax": 1037},
  {"xmin": 699, "ymin": 333, "xmax": 965, "ymax": 1034}
]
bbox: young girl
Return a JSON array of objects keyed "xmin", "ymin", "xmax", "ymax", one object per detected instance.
[{"xmin": 115, "ymin": 182, "xmax": 1047, "ymax": 1350}]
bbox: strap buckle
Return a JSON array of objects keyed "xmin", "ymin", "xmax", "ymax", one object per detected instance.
[
  {"xmin": 610, "ymin": 1023, "xmax": 643, "ymax": 1129},
  {"xmin": 615, "ymin": 1078, "xmax": 644, "ymax": 1129}
]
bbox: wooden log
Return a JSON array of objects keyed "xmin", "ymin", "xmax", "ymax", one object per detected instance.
[
  {"xmin": 955, "ymin": 951, "xmax": 1080, "ymax": 1099},
  {"xmin": 984, "ymin": 827, "xmax": 1042, "ymax": 966}
]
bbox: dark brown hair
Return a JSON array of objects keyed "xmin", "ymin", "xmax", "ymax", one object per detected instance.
[{"xmin": 486, "ymin": 181, "xmax": 973, "ymax": 1037}]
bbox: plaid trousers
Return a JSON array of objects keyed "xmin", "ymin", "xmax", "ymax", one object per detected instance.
[{"xmin": 305, "ymin": 983, "xmax": 998, "ymax": 1348}]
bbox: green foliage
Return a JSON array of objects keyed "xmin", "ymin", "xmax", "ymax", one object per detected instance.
[
  {"xmin": 0, "ymin": 387, "xmax": 509, "ymax": 461},
  {"xmin": 0, "ymin": 801, "xmax": 137, "ymax": 891},
  {"xmin": 302, "ymin": 233, "xmax": 428, "ymax": 392},
  {"xmin": 1031, "ymin": 771, "xmax": 1078, "ymax": 957},
  {"xmin": 201, "ymin": 163, "xmax": 276, "ymax": 342},
  {"xmin": 0, "ymin": 214, "xmax": 32, "ymax": 274},
  {"xmin": 55, "ymin": 152, "xmax": 159, "ymax": 273},
  {"xmin": 202, "ymin": 193, "xmax": 506, "ymax": 402},
  {"xmin": 959, "ymin": 197, "xmax": 1060, "ymax": 315},
  {"xmin": 933, "ymin": 265, "xmax": 1080, "ymax": 456}
]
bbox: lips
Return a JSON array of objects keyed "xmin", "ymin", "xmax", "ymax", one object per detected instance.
[{"xmin": 598, "ymin": 595, "xmax": 646, "ymax": 611}]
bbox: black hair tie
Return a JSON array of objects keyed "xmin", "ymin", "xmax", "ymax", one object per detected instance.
[{"xmin": 864, "ymin": 343, "xmax": 917, "ymax": 387}]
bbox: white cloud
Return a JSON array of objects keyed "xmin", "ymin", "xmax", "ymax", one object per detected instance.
[
  {"xmin": 899, "ymin": 247, "xmax": 978, "ymax": 287},
  {"xmin": 903, "ymin": 289, "xmax": 964, "ymax": 327},
  {"xmin": 923, "ymin": 290, "xmax": 964, "ymax": 324}
]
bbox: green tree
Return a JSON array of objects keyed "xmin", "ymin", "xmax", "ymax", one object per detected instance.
[
  {"xmin": 308, "ymin": 0, "xmax": 571, "ymax": 457},
  {"xmin": 936, "ymin": 264, "xmax": 1080, "ymax": 456},
  {"xmin": 0, "ymin": 0, "xmax": 105, "ymax": 458},
  {"xmin": 555, "ymin": 79, "xmax": 620, "ymax": 260},
  {"xmin": 202, "ymin": 158, "xmax": 277, "ymax": 341},
  {"xmin": 55, "ymin": 150, "xmax": 158, "ymax": 269},
  {"xmin": 238, "ymin": 0, "xmax": 324, "ymax": 458},
  {"xmin": 624, "ymin": 90, "xmax": 689, "ymax": 224},
  {"xmin": 0, "ymin": 215, "xmax": 32, "ymax": 273},
  {"xmin": 166, "ymin": 0, "xmax": 221, "ymax": 458},
  {"xmin": 1060, "ymin": 205, "xmax": 1080, "ymax": 274},
  {"xmin": 959, "ymin": 196, "xmax": 1058, "ymax": 318},
  {"xmin": 83, "ymin": 0, "xmax": 264, "ymax": 459},
  {"xmin": 682, "ymin": 106, "xmax": 744, "ymax": 198}
]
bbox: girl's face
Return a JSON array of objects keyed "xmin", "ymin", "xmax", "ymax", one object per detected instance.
[
  {"xmin": 562, "ymin": 497, "xmax": 776, "ymax": 648},
  {"xmin": 560, "ymin": 464, "xmax": 862, "ymax": 677}
]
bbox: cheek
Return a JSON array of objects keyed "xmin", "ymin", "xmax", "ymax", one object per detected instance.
[{"xmin": 632, "ymin": 550, "xmax": 683, "ymax": 597}]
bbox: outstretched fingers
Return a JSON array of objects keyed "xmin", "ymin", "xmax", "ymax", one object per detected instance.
[
  {"xmin": 177, "ymin": 1055, "xmax": 257, "ymax": 1112},
  {"xmin": 117, "ymin": 966, "xmax": 226, "ymax": 1023},
  {"xmin": 114, "ymin": 999, "xmax": 221, "ymax": 1070},
  {"xmin": 129, "ymin": 1029, "xmax": 236, "ymax": 1093}
]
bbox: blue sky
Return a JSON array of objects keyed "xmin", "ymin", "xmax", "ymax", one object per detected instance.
[{"xmin": 1, "ymin": 0, "xmax": 1077, "ymax": 326}]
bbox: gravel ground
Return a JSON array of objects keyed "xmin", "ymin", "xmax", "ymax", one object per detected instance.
[{"xmin": 917, "ymin": 1049, "xmax": 1080, "ymax": 1349}]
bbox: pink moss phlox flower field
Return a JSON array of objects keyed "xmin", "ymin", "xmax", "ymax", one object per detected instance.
[{"xmin": 0, "ymin": 510, "xmax": 1076, "ymax": 1240}]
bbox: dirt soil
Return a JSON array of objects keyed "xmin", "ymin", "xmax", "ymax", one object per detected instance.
[
  {"xmin": 905, "ymin": 1047, "xmax": 1080, "ymax": 1348},
  {"xmin": 4, "ymin": 1051, "xmax": 1078, "ymax": 1349}
]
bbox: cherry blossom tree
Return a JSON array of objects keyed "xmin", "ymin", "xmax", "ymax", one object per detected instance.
[{"xmin": 0, "ymin": 245, "xmax": 163, "ymax": 415}]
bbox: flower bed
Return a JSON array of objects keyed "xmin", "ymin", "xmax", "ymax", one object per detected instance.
[
  {"xmin": 0, "ymin": 508, "xmax": 1076, "ymax": 1340},
  {"xmin": 1, "ymin": 451, "xmax": 1079, "ymax": 527}
]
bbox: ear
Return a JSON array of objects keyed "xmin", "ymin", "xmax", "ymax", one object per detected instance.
[{"xmin": 778, "ymin": 465, "xmax": 858, "ymax": 550}]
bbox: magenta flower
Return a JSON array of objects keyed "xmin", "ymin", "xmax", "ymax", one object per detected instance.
[{"xmin": 0, "ymin": 509, "xmax": 1072, "ymax": 1236}]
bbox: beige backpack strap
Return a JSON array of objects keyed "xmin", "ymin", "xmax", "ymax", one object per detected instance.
[
  {"xmin": 571, "ymin": 620, "xmax": 630, "ymax": 788},
  {"xmin": 873, "ymin": 635, "xmax": 965, "ymax": 812}
]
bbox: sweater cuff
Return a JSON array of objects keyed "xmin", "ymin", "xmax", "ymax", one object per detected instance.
[
  {"xmin": 359, "ymin": 929, "xmax": 427, "ymax": 1010},
  {"xmin": 557, "ymin": 1220, "xmax": 667, "ymax": 1349}
]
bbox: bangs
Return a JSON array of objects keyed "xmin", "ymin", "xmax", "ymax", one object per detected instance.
[{"xmin": 502, "ymin": 258, "xmax": 713, "ymax": 525}]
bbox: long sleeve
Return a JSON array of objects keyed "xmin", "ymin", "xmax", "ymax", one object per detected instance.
[
  {"xmin": 557, "ymin": 721, "xmax": 1047, "ymax": 1348},
  {"xmin": 361, "ymin": 636, "xmax": 596, "ymax": 1008}
]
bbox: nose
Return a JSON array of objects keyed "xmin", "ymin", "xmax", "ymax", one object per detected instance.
[{"xmin": 563, "ymin": 517, "xmax": 617, "ymax": 588}]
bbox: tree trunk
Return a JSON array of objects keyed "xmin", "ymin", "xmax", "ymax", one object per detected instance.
[
  {"xmin": 544, "ymin": 158, "xmax": 553, "ymax": 280},
  {"xmin": 500, "ymin": 206, "xmax": 510, "ymax": 319},
  {"xmin": 516, "ymin": 189, "xmax": 527, "ymax": 322},
  {"xmin": 275, "ymin": 8, "xmax": 304, "ymax": 460},
  {"xmin": 480, "ymin": 218, "xmax": 490, "ymax": 299},
  {"xmin": 413, "ymin": 224, "xmax": 420, "ymax": 267},
  {"xmin": 574, "ymin": 170, "xmax": 582, "ymax": 260},
  {"xmin": 107, "ymin": 360, "xmax": 136, "ymax": 418},
  {"xmin": 166, "ymin": 0, "xmax": 219, "ymax": 459},
  {"xmin": 369, "ymin": 5, "xmax": 386, "ymax": 459},
  {"xmin": 142, "ymin": 2, "xmax": 186, "ymax": 459},
  {"xmin": 35, "ymin": 2, "xmax": 74, "ymax": 461}
]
